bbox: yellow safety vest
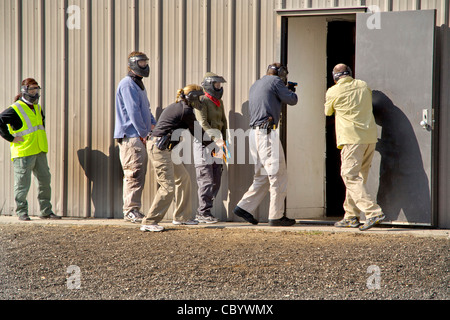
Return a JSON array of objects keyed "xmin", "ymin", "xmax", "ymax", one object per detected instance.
[{"xmin": 8, "ymin": 100, "xmax": 48, "ymax": 160}]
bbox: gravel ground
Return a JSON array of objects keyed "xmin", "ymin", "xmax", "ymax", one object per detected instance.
[{"xmin": 0, "ymin": 223, "xmax": 448, "ymax": 301}]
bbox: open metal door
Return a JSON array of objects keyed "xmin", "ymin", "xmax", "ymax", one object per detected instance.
[{"xmin": 355, "ymin": 10, "xmax": 437, "ymax": 226}]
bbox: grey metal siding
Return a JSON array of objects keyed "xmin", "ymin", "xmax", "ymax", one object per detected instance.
[{"xmin": 0, "ymin": 0, "xmax": 448, "ymax": 227}]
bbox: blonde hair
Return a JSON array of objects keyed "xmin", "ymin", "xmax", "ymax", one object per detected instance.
[{"xmin": 176, "ymin": 84, "xmax": 202, "ymax": 103}]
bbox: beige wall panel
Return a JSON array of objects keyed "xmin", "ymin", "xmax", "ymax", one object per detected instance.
[
  {"xmin": 260, "ymin": 0, "xmax": 278, "ymax": 69},
  {"xmin": 86, "ymin": 0, "xmax": 120, "ymax": 218},
  {"xmin": 0, "ymin": 0, "xmax": 19, "ymax": 216},
  {"xmin": 43, "ymin": 0, "xmax": 66, "ymax": 217},
  {"xmin": 1, "ymin": 0, "xmax": 448, "ymax": 225},
  {"xmin": 15, "ymin": 0, "xmax": 44, "ymax": 216},
  {"xmin": 65, "ymin": 0, "xmax": 90, "ymax": 217}
]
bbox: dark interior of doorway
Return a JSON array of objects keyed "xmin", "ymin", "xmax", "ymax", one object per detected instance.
[{"xmin": 325, "ymin": 20, "xmax": 356, "ymax": 217}]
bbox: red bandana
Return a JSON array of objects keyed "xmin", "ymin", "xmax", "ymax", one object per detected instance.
[{"xmin": 205, "ymin": 92, "xmax": 221, "ymax": 107}]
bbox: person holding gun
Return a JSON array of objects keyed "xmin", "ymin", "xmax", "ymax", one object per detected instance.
[{"xmin": 233, "ymin": 63, "xmax": 298, "ymax": 226}]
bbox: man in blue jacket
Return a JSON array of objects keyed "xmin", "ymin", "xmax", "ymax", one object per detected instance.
[
  {"xmin": 114, "ymin": 51, "xmax": 156, "ymax": 223},
  {"xmin": 234, "ymin": 63, "xmax": 298, "ymax": 226}
]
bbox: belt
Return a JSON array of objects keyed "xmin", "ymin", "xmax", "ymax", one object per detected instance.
[{"xmin": 251, "ymin": 124, "xmax": 277, "ymax": 130}]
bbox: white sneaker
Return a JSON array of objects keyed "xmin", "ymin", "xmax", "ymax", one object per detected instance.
[
  {"xmin": 140, "ymin": 224, "xmax": 164, "ymax": 232},
  {"xmin": 172, "ymin": 219, "xmax": 199, "ymax": 226},
  {"xmin": 124, "ymin": 210, "xmax": 145, "ymax": 223},
  {"xmin": 196, "ymin": 213, "xmax": 219, "ymax": 224}
]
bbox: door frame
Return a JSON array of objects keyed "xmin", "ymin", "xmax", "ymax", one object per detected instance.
[
  {"xmin": 278, "ymin": 8, "xmax": 366, "ymax": 222},
  {"xmin": 277, "ymin": 8, "xmax": 439, "ymax": 227}
]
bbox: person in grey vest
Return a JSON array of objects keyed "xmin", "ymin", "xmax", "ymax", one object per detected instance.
[{"xmin": 233, "ymin": 63, "xmax": 298, "ymax": 226}]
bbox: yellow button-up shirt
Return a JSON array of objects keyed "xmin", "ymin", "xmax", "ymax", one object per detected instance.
[{"xmin": 324, "ymin": 77, "xmax": 378, "ymax": 149}]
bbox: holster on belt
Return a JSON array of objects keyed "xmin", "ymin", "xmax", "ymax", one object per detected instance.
[
  {"xmin": 153, "ymin": 134, "xmax": 173, "ymax": 151},
  {"xmin": 255, "ymin": 117, "xmax": 276, "ymax": 133}
]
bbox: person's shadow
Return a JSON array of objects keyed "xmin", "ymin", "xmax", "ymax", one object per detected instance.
[
  {"xmin": 77, "ymin": 146, "xmax": 123, "ymax": 218},
  {"xmin": 372, "ymin": 90, "xmax": 431, "ymax": 223}
]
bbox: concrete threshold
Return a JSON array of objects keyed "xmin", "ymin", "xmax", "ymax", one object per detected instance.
[{"xmin": 0, "ymin": 215, "xmax": 449, "ymax": 239}]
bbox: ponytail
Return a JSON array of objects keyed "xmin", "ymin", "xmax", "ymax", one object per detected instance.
[
  {"xmin": 13, "ymin": 93, "xmax": 22, "ymax": 102},
  {"xmin": 175, "ymin": 84, "xmax": 202, "ymax": 103},
  {"xmin": 175, "ymin": 88, "xmax": 185, "ymax": 103}
]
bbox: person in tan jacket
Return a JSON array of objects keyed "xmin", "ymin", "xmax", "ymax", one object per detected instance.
[{"xmin": 325, "ymin": 63, "xmax": 385, "ymax": 231}]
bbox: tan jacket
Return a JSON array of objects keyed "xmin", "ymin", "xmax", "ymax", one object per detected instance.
[{"xmin": 325, "ymin": 77, "xmax": 378, "ymax": 149}]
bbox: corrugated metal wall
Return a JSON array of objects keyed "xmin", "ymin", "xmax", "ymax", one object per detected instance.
[{"xmin": 0, "ymin": 0, "xmax": 448, "ymax": 224}]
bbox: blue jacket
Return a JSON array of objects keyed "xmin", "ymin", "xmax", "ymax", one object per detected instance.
[
  {"xmin": 248, "ymin": 75, "xmax": 298, "ymax": 127},
  {"xmin": 114, "ymin": 76, "xmax": 156, "ymax": 139}
]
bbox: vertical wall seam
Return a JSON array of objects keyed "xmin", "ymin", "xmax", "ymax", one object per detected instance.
[
  {"xmin": 204, "ymin": 0, "xmax": 211, "ymax": 73},
  {"xmin": 109, "ymin": 0, "xmax": 116, "ymax": 218},
  {"xmin": 227, "ymin": 0, "xmax": 236, "ymax": 220},
  {"xmin": 62, "ymin": 0, "xmax": 69, "ymax": 216},
  {"xmin": 134, "ymin": 0, "xmax": 139, "ymax": 51},
  {"xmin": 156, "ymin": 0, "xmax": 163, "ymax": 114},
  {"xmin": 180, "ymin": 0, "xmax": 186, "ymax": 86},
  {"xmin": 16, "ymin": 0, "xmax": 22, "ymax": 86},
  {"xmin": 254, "ymin": 0, "xmax": 261, "ymax": 80},
  {"xmin": 40, "ymin": 0, "xmax": 45, "ymax": 109},
  {"xmin": 84, "ymin": 0, "xmax": 93, "ymax": 218},
  {"xmin": 446, "ymin": 0, "xmax": 449, "ymax": 26}
]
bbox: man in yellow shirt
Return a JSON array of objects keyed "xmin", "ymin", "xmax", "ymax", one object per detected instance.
[{"xmin": 325, "ymin": 64, "xmax": 385, "ymax": 231}]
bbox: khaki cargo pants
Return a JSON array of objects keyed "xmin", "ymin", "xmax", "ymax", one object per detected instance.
[
  {"xmin": 340, "ymin": 143, "xmax": 383, "ymax": 220},
  {"xmin": 142, "ymin": 140, "xmax": 192, "ymax": 225},
  {"xmin": 237, "ymin": 129, "xmax": 287, "ymax": 220},
  {"xmin": 118, "ymin": 137, "xmax": 148, "ymax": 214}
]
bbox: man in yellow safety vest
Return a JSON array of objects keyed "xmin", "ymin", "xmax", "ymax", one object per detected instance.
[{"xmin": 0, "ymin": 78, "xmax": 60, "ymax": 221}]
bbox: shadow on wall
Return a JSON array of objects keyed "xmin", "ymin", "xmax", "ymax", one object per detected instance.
[
  {"xmin": 77, "ymin": 146, "xmax": 123, "ymax": 218},
  {"xmin": 372, "ymin": 90, "xmax": 431, "ymax": 223}
]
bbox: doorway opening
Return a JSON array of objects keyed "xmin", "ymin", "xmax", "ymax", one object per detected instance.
[{"xmin": 325, "ymin": 20, "xmax": 356, "ymax": 217}]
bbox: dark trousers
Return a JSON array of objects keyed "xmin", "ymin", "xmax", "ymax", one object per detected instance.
[
  {"xmin": 193, "ymin": 140, "xmax": 223, "ymax": 215},
  {"xmin": 195, "ymin": 163, "xmax": 222, "ymax": 215}
]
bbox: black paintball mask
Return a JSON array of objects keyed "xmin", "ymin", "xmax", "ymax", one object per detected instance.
[
  {"xmin": 182, "ymin": 90, "xmax": 205, "ymax": 111},
  {"xmin": 128, "ymin": 54, "xmax": 150, "ymax": 78},
  {"xmin": 21, "ymin": 85, "xmax": 41, "ymax": 105},
  {"xmin": 201, "ymin": 73, "xmax": 226, "ymax": 100}
]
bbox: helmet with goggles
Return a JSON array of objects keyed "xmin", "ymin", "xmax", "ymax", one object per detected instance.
[
  {"xmin": 201, "ymin": 72, "xmax": 226, "ymax": 100},
  {"xmin": 128, "ymin": 53, "xmax": 150, "ymax": 78}
]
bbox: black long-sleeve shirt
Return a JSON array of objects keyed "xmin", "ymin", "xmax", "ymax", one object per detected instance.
[
  {"xmin": 0, "ymin": 100, "xmax": 46, "ymax": 142},
  {"xmin": 152, "ymin": 101, "xmax": 215, "ymax": 148}
]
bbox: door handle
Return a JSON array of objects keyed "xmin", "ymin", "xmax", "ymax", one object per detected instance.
[{"xmin": 420, "ymin": 109, "xmax": 432, "ymax": 131}]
